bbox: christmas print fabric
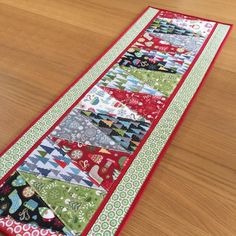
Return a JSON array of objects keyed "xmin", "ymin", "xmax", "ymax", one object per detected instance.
[
  {"xmin": 0, "ymin": 9, "xmax": 216, "ymax": 236},
  {"xmin": 0, "ymin": 172, "xmax": 70, "ymax": 235}
]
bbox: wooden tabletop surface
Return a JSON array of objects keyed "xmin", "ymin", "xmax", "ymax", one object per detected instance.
[{"xmin": 0, "ymin": 1, "xmax": 235, "ymax": 235}]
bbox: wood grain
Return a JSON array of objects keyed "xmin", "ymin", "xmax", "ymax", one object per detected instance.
[{"xmin": 0, "ymin": 1, "xmax": 235, "ymax": 235}]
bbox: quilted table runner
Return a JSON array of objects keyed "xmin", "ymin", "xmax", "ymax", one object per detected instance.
[{"xmin": 0, "ymin": 6, "xmax": 232, "ymax": 236}]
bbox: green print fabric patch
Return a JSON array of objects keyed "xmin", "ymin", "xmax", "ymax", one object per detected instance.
[
  {"xmin": 19, "ymin": 171, "xmax": 105, "ymax": 235},
  {"xmin": 121, "ymin": 66, "xmax": 182, "ymax": 97}
]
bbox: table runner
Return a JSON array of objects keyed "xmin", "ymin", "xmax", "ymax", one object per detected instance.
[{"xmin": 0, "ymin": 6, "xmax": 232, "ymax": 236}]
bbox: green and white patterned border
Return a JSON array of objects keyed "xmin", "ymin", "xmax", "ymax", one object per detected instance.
[
  {"xmin": 0, "ymin": 7, "xmax": 158, "ymax": 177},
  {"xmin": 87, "ymin": 24, "xmax": 230, "ymax": 235},
  {"xmin": 0, "ymin": 7, "xmax": 230, "ymax": 236}
]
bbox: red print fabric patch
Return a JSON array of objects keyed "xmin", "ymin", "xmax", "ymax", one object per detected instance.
[
  {"xmin": 0, "ymin": 216, "xmax": 63, "ymax": 236},
  {"xmin": 50, "ymin": 137, "xmax": 130, "ymax": 191},
  {"xmin": 100, "ymin": 86, "xmax": 167, "ymax": 122},
  {"xmin": 134, "ymin": 32, "xmax": 189, "ymax": 54}
]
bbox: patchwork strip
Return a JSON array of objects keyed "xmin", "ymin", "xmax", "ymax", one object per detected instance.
[
  {"xmin": 0, "ymin": 7, "xmax": 231, "ymax": 236},
  {"xmin": 18, "ymin": 138, "xmax": 104, "ymax": 191}
]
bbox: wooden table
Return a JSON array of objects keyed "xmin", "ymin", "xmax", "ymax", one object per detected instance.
[{"xmin": 0, "ymin": 1, "xmax": 235, "ymax": 235}]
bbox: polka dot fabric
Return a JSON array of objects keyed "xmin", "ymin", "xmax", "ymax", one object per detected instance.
[{"xmin": 0, "ymin": 217, "xmax": 63, "ymax": 236}]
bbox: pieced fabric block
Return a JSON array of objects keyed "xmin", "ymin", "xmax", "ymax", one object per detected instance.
[
  {"xmin": 121, "ymin": 66, "xmax": 181, "ymax": 97},
  {"xmin": 98, "ymin": 64, "xmax": 164, "ymax": 96},
  {"xmin": 51, "ymin": 108, "xmax": 127, "ymax": 153},
  {"xmin": 18, "ymin": 138, "xmax": 104, "ymax": 191},
  {"xmin": 0, "ymin": 7, "xmax": 230, "ymax": 236},
  {"xmin": 0, "ymin": 172, "xmax": 69, "ymax": 234},
  {"xmin": 19, "ymin": 172, "xmax": 105, "ymax": 235},
  {"xmin": 133, "ymin": 32, "xmax": 189, "ymax": 54},
  {"xmin": 76, "ymin": 85, "xmax": 147, "ymax": 122},
  {"xmin": 50, "ymin": 137, "xmax": 130, "ymax": 191},
  {"xmin": 101, "ymin": 86, "xmax": 167, "ymax": 122},
  {"xmin": 81, "ymin": 110, "xmax": 150, "ymax": 153}
]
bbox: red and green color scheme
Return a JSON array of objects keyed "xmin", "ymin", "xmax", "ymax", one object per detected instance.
[{"xmin": 0, "ymin": 7, "xmax": 232, "ymax": 236}]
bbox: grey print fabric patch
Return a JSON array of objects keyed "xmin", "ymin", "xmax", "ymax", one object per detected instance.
[
  {"xmin": 153, "ymin": 33, "xmax": 205, "ymax": 55},
  {"xmin": 51, "ymin": 108, "xmax": 127, "ymax": 152}
]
